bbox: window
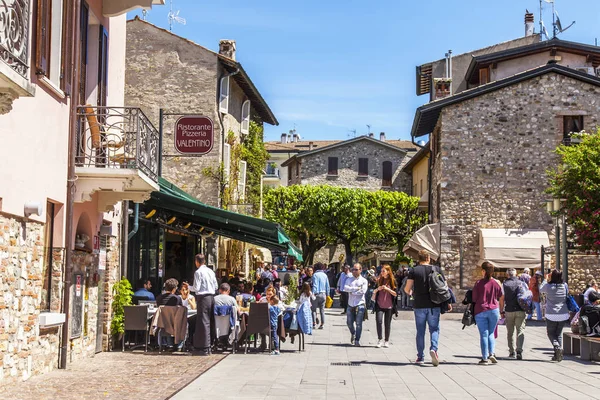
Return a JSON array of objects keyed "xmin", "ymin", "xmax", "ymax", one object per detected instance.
[
  {"xmin": 295, "ymin": 162, "xmax": 299, "ymax": 178},
  {"xmin": 413, "ymin": 183, "xmax": 417, "ymax": 196},
  {"xmin": 420, "ymin": 179, "xmax": 424, "ymax": 197},
  {"xmin": 36, "ymin": 0, "xmax": 73, "ymax": 91},
  {"xmin": 41, "ymin": 201, "xmax": 56, "ymax": 311},
  {"xmin": 238, "ymin": 161, "xmax": 247, "ymax": 200},
  {"xmin": 328, "ymin": 157, "xmax": 338, "ymax": 176},
  {"xmin": 479, "ymin": 67, "xmax": 490, "ymax": 85},
  {"xmin": 382, "ymin": 161, "xmax": 392, "ymax": 187},
  {"xmin": 358, "ymin": 158, "xmax": 368, "ymax": 176},
  {"xmin": 219, "ymin": 76, "xmax": 230, "ymax": 113},
  {"xmin": 241, "ymin": 100, "xmax": 250, "ymax": 134},
  {"xmin": 287, "ymin": 165, "xmax": 292, "ymax": 184},
  {"xmin": 223, "ymin": 143, "xmax": 231, "ymax": 184},
  {"xmin": 563, "ymin": 115, "xmax": 584, "ymax": 143}
]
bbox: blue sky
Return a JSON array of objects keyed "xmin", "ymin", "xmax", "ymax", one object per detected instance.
[{"xmin": 129, "ymin": 0, "xmax": 600, "ymax": 142}]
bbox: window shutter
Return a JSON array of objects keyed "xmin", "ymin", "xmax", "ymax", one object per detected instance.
[
  {"xmin": 60, "ymin": 0, "xmax": 74, "ymax": 93},
  {"xmin": 382, "ymin": 161, "xmax": 392, "ymax": 187},
  {"xmin": 238, "ymin": 160, "xmax": 247, "ymax": 200},
  {"xmin": 241, "ymin": 100, "xmax": 250, "ymax": 134},
  {"xmin": 36, "ymin": 0, "xmax": 52, "ymax": 76},
  {"xmin": 223, "ymin": 143, "xmax": 231, "ymax": 185},
  {"xmin": 358, "ymin": 158, "xmax": 368, "ymax": 176},
  {"xmin": 328, "ymin": 157, "xmax": 338, "ymax": 175},
  {"xmin": 219, "ymin": 76, "xmax": 230, "ymax": 113},
  {"xmin": 97, "ymin": 26, "xmax": 109, "ymax": 107}
]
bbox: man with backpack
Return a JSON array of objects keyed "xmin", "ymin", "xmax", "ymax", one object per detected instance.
[
  {"xmin": 404, "ymin": 250, "xmax": 450, "ymax": 366},
  {"xmin": 502, "ymin": 268, "xmax": 528, "ymax": 360}
]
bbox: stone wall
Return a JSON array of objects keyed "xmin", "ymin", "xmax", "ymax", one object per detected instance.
[
  {"xmin": 101, "ymin": 236, "xmax": 120, "ymax": 351},
  {"xmin": 565, "ymin": 255, "xmax": 600, "ymax": 294},
  {"xmin": 290, "ymin": 139, "xmax": 411, "ymax": 192},
  {"xmin": 0, "ymin": 213, "xmax": 61, "ymax": 382},
  {"xmin": 435, "ymin": 73, "xmax": 600, "ymax": 289}
]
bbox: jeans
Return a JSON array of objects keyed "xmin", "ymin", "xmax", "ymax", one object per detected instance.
[
  {"xmin": 347, "ymin": 305, "xmax": 365, "ymax": 342},
  {"xmin": 505, "ymin": 310, "xmax": 526, "ymax": 354},
  {"xmin": 414, "ymin": 307, "xmax": 441, "ymax": 359},
  {"xmin": 376, "ymin": 309, "xmax": 393, "ymax": 341},
  {"xmin": 546, "ymin": 319, "xmax": 566, "ymax": 348},
  {"xmin": 475, "ymin": 308, "xmax": 500, "ymax": 360},
  {"xmin": 401, "ymin": 291, "xmax": 409, "ymax": 308},
  {"xmin": 270, "ymin": 326, "xmax": 279, "ymax": 351},
  {"xmin": 312, "ymin": 293, "xmax": 326, "ymax": 326},
  {"xmin": 528, "ymin": 301, "xmax": 542, "ymax": 320}
]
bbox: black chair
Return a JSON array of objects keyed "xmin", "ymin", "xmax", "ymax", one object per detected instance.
[
  {"xmin": 245, "ymin": 302, "xmax": 271, "ymax": 354},
  {"xmin": 132, "ymin": 295, "xmax": 151, "ymax": 305},
  {"xmin": 123, "ymin": 305, "xmax": 149, "ymax": 352}
]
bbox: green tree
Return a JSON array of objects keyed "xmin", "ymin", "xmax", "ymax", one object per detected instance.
[
  {"xmin": 313, "ymin": 187, "xmax": 381, "ymax": 266},
  {"xmin": 376, "ymin": 190, "xmax": 428, "ymax": 253},
  {"xmin": 241, "ymin": 121, "xmax": 270, "ymax": 216},
  {"xmin": 547, "ymin": 130, "xmax": 600, "ymax": 251},
  {"xmin": 264, "ymin": 185, "xmax": 332, "ymax": 266}
]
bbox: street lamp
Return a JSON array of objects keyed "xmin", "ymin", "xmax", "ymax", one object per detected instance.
[{"xmin": 546, "ymin": 198, "xmax": 568, "ymax": 283}]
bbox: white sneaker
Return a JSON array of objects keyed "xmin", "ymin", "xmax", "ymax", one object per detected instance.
[
  {"xmin": 376, "ymin": 340, "xmax": 383, "ymax": 348},
  {"xmin": 383, "ymin": 341, "xmax": 390, "ymax": 348}
]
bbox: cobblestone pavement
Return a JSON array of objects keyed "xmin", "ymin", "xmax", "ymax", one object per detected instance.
[
  {"xmin": 1, "ymin": 351, "xmax": 225, "ymax": 400},
  {"xmin": 175, "ymin": 308, "xmax": 600, "ymax": 400}
]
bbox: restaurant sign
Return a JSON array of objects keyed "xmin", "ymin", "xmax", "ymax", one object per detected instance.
[{"xmin": 174, "ymin": 116, "xmax": 214, "ymax": 155}]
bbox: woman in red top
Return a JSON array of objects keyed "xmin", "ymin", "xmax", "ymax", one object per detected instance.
[
  {"xmin": 528, "ymin": 272, "xmax": 543, "ymax": 320},
  {"xmin": 372, "ymin": 265, "xmax": 397, "ymax": 348},
  {"xmin": 472, "ymin": 262, "xmax": 504, "ymax": 365}
]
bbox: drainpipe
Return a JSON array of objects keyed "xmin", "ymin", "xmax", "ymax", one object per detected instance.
[
  {"xmin": 60, "ymin": 0, "xmax": 81, "ymax": 370},
  {"xmin": 121, "ymin": 201, "xmax": 129, "ymax": 278},
  {"xmin": 216, "ymin": 67, "xmax": 240, "ymax": 208},
  {"xmin": 128, "ymin": 203, "xmax": 139, "ymax": 240}
]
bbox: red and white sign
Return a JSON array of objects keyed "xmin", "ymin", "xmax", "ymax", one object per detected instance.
[
  {"xmin": 174, "ymin": 116, "xmax": 214, "ymax": 155},
  {"xmin": 75, "ymin": 275, "xmax": 82, "ymax": 297},
  {"xmin": 93, "ymin": 235, "xmax": 100, "ymax": 254}
]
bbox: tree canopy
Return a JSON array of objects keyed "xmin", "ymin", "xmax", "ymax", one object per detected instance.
[
  {"xmin": 547, "ymin": 130, "xmax": 600, "ymax": 252},
  {"xmin": 264, "ymin": 185, "xmax": 427, "ymax": 265}
]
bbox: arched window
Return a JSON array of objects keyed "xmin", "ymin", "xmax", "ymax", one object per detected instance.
[
  {"xmin": 241, "ymin": 100, "xmax": 250, "ymax": 134},
  {"xmin": 382, "ymin": 161, "xmax": 392, "ymax": 187}
]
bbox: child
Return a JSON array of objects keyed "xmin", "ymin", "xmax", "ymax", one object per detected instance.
[{"xmin": 269, "ymin": 296, "xmax": 281, "ymax": 355}]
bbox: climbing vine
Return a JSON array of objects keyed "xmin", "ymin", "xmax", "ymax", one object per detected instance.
[
  {"xmin": 202, "ymin": 130, "xmax": 242, "ymax": 210},
  {"xmin": 241, "ymin": 120, "xmax": 269, "ymax": 216}
]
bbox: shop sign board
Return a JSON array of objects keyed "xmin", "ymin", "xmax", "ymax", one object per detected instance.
[{"xmin": 174, "ymin": 116, "xmax": 214, "ymax": 155}]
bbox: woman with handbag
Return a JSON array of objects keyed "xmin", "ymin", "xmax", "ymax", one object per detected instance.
[
  {"xmin": 372, "ymin": 265, "xmax": 397, "ymax": 348},
  {"xmin": 540, "ymin": 270, "xmax": 570, "ymax": 362},
  {"xmin": 472, "ymin": 262, "xmax": 504, "ymax": 365}
]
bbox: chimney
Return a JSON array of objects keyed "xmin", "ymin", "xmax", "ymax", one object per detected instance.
[
  {"xmin": 293, "ymin": 134, "xmax": 299, "ymax": 143},
  {"xmin": 368, "ymin": 132, "xmax": 374, "ymax": 138},
  {"xmin": 219, "ymin": 39, "xmax": 236, "ymax": 60},
  {"xmin": 380, "ymin": 132, "xmax": 386, "ymax": 141},
  {"xmin": 287, "ymin": 134, "xmax": 291, "ymax": 143},
  {"xmin": 525, "ymin": 10, "xmax": 535, "ymax": 37},
  {"xmin": 308, "ymin": 141, "xmax": 314, "ymax": 151},
  {"xmin": 280, "ymin": 133, "xmax": 287, "ymax": 144}
]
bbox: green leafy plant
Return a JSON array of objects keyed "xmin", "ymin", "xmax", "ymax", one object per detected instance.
[
  {"xmin": 110, "ymin": 277, "xmax": 133, "ymax": 335},
  {"xmin": 241, "ymin": 121, "xmax": 270, "ymax": 216},
  {"xmin": 286, "ymin": 274, "xmax": 299, "ymax": 304}
]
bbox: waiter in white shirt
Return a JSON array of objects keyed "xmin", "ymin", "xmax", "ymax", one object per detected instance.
[{"xmin": 191, "ymin": 254, "xmax": 218, "ymax": 354}]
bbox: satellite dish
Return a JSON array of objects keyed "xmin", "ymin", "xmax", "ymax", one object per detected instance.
[{"xmin": 417, "ymin": 140, "xmax": 427, "ymax": 147}]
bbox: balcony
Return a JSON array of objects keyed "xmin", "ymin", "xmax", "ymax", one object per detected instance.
[
  {"xmin": 263, "ymin": 163, "xmax": 281, "ymax": 186},
  {"xmin": 0, "ymin": 0, "xmax": 35, "ymax": 114},
  {"xmin": 74, "ymin": 106, "xmax": 160, "ymax": 212}
]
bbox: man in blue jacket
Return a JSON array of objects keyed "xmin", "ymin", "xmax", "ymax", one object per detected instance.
[{"xmin": 311, "ymin": 263, "xmax": 330, "ymax": 329}]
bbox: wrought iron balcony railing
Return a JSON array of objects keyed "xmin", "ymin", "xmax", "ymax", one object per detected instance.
[
  {"xmin": 76, "ymin": 106, "xmax": 159, "ymax": 182},
  {"xmin": 0, "ymin": 0, "xmax": 29, "ymax": 77}
]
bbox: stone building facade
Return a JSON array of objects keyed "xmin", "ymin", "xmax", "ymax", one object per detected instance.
[
  {"xmin": 415, "ymin": 68, "xmax": 600, "ymax": 289},
  {"xmin": 282, "ymin": 136, "xmax": 413, "ymax": 192}
]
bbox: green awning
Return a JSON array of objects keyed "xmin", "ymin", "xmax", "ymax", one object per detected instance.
[{"xmin": 146, "ymin": 178, "xmax": 302, "ymax": 262}]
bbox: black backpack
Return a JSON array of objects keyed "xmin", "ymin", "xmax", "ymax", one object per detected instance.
[{"xmin": 428, "ymin": 265, "xmax": 451, "ymax": 304}]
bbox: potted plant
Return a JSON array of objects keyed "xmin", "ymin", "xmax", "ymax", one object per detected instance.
[{"xmin": 110, "ymin": 277, "xmax": 133, "ymax": 350}]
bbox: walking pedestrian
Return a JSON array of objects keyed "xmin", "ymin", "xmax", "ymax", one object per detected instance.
[
  {"xmin": 540, "ymin": 270, "xmax": 569, "ymax": 362},
  {"xmin": 373, "ymin": 264, "xmax": 397, "ymax": 348},
  {"xmin": 344, "ymin": 263, "xmax": 368, "ymax": 346},
  {"xmin": 311, "ymin": 262, "xmax": 330, "ymax": 329},
  {"xmin": 337, "ymin": 265, "xmax": 351, "ymax": 314},
  {"xmin": 519, "ymin": 268, "xmax": 531, "ymax": 286},
  {"xmin": 473, "ymin": 262, "xmax": 504, "ymax": 365},
  {"xmin": 502, "ymin": 268, "xmax": 527, "ymax": 360},
  {"xmin": 192, "ymin": 254, "xmax": 218, "ymax": 355},
  {"xmin": 528, "ymin": 271, "xmax": 544, "ymax": 320},
  {"xmin": 404, "ymin": 250, "xmax": 444, "ymax": 366}
]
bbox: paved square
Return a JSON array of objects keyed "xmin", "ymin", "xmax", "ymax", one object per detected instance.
[{"xmin": 175, "ymin": 309, "xmax": 600, "ymax": 400}]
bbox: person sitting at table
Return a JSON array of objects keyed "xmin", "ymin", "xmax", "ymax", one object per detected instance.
[
  {"xmin": 297, "ymin": 282, "xmax": 316, "ymax": 310},
  {"xmin": 134, "ymin": 278, "xmax": 155, "ymax": 301},
  {"xmin": 179, "ymin": 282, "xmax": 196, "ymax": 310},
  {"xmin": 156, "ymin": 278, "xmax": 183, "ymax": 306},
  {"xmin": 214, "ymin": 283, "xmax": 239, "ymax": 315},
  {"xmin": 214, "ymin": 283, "xmax": 239, "ymax": 348},
  {"xmin": 241, "ymin": 282, "xmax": 256, "ymax": 307}
]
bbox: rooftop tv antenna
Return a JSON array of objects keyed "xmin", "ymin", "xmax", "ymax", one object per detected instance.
[
  {"xmin": 168, "ymin": 0, "xmax": 186, "ymax": 31},
  {"xmin": 366, "ymin": 124, "xmax": 371, "ymax": 135},
  {"xmin": 348, "ymin": 129, "xmax": 357, "ymax": 138},
  {"xmin": 540, "ymin": 0, "xmax": 575, "ymax": 40},
  {"xmin": 142, "ymin": 9, "xmax": 148, "ymax": 21}
]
